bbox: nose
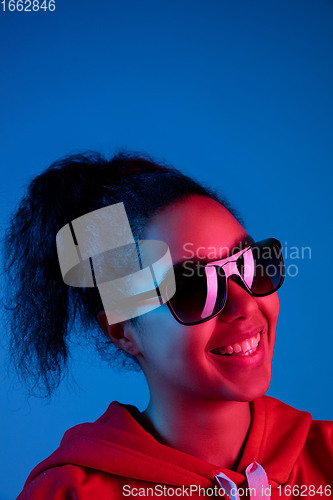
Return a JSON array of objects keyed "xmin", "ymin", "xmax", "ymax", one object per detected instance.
[{"xmin": 219, "ymin": 276, "xmax": 259, "ymax": 322}]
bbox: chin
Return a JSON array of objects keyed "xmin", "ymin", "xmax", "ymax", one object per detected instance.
[
  {"xmin": 226, "ymin": 373, "xmax": 272, "ymax": 403},
  {"xmin": 244, "ymin": 379, "xmax": 271, "ymax": 402}
]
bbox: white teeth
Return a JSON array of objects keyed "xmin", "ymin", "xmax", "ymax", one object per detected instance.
[
  {"xmin": 241, "ymin": 340, "xmax": 251, "ymax": 352},
  {"xmin": 233, "ymin": 343, "xmax": 242, "ymax": 353},
  {"xmin": 213, "ymin": 332, "xmax": 261, "ymax": 356}
]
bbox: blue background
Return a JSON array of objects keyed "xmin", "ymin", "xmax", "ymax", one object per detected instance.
[{"xmin": 0, "ymin": 1, "xmax": 332, "ymax": 498}]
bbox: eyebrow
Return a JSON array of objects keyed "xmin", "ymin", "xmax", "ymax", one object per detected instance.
[{"xmin": 172, "ymin": 235, "xmax": 255, "ymax": 273}]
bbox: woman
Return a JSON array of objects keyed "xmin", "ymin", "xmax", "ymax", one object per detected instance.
[{"xmin": 4, "ymin": 152, "xmax": 332, "ymax": 499}]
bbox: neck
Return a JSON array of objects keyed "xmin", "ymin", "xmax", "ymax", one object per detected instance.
[{"xmin": 139, "ymin": 390, "xmax": 251, "ymax": 470}]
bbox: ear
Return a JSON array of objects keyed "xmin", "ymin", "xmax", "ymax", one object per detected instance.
[{"xmin": 97, "ymin": 311, "xmax": 142, "ymax": 356}]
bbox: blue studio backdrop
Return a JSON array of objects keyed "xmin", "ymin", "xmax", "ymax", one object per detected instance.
[{"xmin": 1, "ymin": 1, "xmax": 332, "ymax": 499}]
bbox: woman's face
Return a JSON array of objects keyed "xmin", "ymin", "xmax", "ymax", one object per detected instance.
[{"xmin": 132, "ymin": 195, "xmax": 280, "ymax": 403}]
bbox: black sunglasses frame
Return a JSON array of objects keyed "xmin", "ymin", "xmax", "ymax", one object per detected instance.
[{"xmin": 163, "ymin": 238, "xmax": 284, "ymax": 326}]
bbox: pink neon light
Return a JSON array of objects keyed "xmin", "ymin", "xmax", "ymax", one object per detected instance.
[
  {"xmin": 243, "ymin": 249, "xmax": 255, "ymax": 288},
  {"xmin": 201, "ymin": 266, "xmax": 218, "ymax": 319}
]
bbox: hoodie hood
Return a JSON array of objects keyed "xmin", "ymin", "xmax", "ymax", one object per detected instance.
[{"xmin": 24, "ymin": 396, "xmax": 317, "ymax": 490}]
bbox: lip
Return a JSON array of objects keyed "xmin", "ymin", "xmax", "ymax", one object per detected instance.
[{"xmin": 208, "ymin": 326, "xmax": 265, "ymax": 351}]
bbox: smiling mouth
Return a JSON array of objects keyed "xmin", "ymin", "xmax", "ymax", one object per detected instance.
[{"xmin": 211, "ymin": 332, "xmax": 261, "ymax": 357}]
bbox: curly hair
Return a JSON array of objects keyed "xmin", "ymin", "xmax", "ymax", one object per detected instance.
[{"xmin": 2, "ymin": 150, "xmax": 241, "ymax": 398}]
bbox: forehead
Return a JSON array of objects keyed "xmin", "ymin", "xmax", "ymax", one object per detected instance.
[{"xmin": 143, "ymin": 196, "xmax": 249, "ymax": 263}]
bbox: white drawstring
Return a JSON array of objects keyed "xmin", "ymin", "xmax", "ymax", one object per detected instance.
[
  {"xmin": 215, "ymin": 462, "xmax": 271, "ymax": 500},
  {"xmin": 215, "ymin": 472, "xmax": 241, "ymax": 500},
  {"xmin": 245, "ymin": 462, "xmax": 271, "ymax": 499}
]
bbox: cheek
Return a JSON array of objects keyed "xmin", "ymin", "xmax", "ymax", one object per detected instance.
[
  {"xmin": 267, "ymin": 293, "xmax": 280, "ymax": 322},
  {"xmin": 137, "ymin": 307, "xmax": 185, "ymax": 365},
  {"xmin": 258, "ymin": 293, "xmax": 280, "ymax": 335},
  {"xmin": 137, "ymin": 307, "xmax": 207, "ymax": 374}
]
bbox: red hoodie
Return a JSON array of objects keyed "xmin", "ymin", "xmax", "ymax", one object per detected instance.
[{"xmin": 17, "ymin": 396, "xmax": 332, "ymax": 499}]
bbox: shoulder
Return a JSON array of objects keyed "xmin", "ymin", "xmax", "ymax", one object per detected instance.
[
  {"xmin": 261, "ymin": 394, "xmax": 333, "ymax": 431},
  {"xmin": 16, "ymin": 401, "xmax": 134, "ymax": 500},
  {"xmin": 305, "ymin": 418, "xmax": 333, "ymax": 476},
  {"xmin": 16, "ymin": 463, "xmax": 125, "ymax": 500},
  {"xmin": 258, "ymin": 395, "xmax": 333, "ymax": 483},
  {"xmin": 260, "ymin": 394, "xmax": 333, "ymax": 439}
]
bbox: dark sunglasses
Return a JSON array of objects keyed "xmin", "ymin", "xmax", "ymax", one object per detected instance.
[{"xmin": 161, "ymin": 238, "xmax": 284, "ymax": 326}]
